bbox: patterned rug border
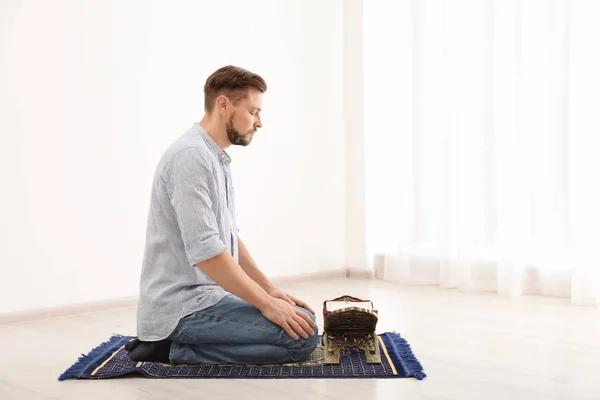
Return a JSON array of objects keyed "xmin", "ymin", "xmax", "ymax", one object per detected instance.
[{"xmin": 58, "ymin": 332, "xmax": 426, "ymax": 381}]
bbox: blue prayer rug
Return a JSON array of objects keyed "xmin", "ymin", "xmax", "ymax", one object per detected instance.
[{"xmin": 58, "ymin": 332, "xmax": 426, "ymax": 380}]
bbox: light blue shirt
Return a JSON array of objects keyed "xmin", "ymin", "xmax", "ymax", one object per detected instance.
[{"xmin": 137, "ymin": 123, "xmax": 238, "ymax": 341}]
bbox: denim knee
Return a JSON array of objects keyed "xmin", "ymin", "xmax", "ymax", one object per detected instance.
[
  {"xmin": 286, "ymin": 329, "xmax": 317, "ymax": 361},
  {"xmin": 287, "ymin": 309, "xmax": 319, "ymax": 361}
]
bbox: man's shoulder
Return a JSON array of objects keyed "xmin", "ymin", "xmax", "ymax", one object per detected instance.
[
  {"xmin": 159, "ymin": 128, "xmax": 217, "ymax": 176},
  {"xmin": 165, "ymin": 126, "xmax": 213, "ymax": 158}
]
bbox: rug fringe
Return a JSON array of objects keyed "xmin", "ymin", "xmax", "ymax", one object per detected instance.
[
  {"xmin": 384, "ymin": 332, "xmax": 427, "ymax": 380},
  {"xmin": 58, "ymin": 334, "xmax": 126, "ymax": 381}
]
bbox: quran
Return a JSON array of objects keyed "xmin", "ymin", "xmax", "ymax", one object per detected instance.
[
  {"xmin": 325, "ymin": 300, "xmax": 373, "ymax": 312},
  {"xmin": 322, "ymin": 295, "xmax": 381, "ymax": 364}
]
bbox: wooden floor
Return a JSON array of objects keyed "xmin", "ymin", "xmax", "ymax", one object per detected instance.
[{"xmin": 1, "ymin": 278, "xmax": 599, "ymax": 400}]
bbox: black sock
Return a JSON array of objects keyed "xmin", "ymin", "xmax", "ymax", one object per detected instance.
[{"xmin": 125, "ymin": 337, "xmax": 172, "ymax": 363}]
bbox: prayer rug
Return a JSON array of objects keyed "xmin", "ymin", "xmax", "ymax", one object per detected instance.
[{"xmin": 58, "ymin": 332, "xmax": 426, "ymax": 380}]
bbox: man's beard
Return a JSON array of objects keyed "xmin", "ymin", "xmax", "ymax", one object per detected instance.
[{"xmin": 226, "ymin": 113, "xmax": 254, "ymax": 146}]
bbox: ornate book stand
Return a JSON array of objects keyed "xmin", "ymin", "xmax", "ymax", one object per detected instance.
[{"xmin": 322, "ymin": 295, "xmax": 381, "ymax": 364}]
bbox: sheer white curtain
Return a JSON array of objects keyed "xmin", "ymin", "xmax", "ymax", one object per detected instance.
[{"xmin": 363, "ymin": 0, "xmax": 600, "ymax": 305}]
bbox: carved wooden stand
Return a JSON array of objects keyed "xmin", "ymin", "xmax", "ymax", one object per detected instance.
[{"xmin": 322, "ymin": 295, "xmax": 381, "ymax": 364}]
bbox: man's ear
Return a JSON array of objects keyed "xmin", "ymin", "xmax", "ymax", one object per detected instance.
[{"xmin": 216, "ymin": 95, "xmax": 229, "ymax": 117}]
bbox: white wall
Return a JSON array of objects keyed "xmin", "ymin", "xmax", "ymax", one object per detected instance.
[
  {"xmin": 343, "ymin": 0, "xmax": 367, "ymax": 271},
  {"xmin": 0, "ymin": 0, "xmax": 346, "ymax": 314}
]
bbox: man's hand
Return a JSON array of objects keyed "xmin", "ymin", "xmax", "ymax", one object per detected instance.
[
  {"xmin": 268, "ymin": 288, "xmax": 316, "ymax": 315},
  {"xmin": 260, "ymin": 297, "xmax": 316, "ymax": 340}
]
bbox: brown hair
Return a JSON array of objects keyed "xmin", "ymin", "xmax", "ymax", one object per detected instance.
[{"xmin": 204, "ymin": 65, "xmax": 267, "ymax": 112}]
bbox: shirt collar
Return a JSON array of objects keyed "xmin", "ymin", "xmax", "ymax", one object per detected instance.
[{"xmin": 192, "ymin": 122, "xmax": 231, "ymax": 165}]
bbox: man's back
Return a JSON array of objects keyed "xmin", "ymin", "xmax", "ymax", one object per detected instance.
[{"xmin": 136, "ymin": 122, "xmax": 238, "ymax": 341}]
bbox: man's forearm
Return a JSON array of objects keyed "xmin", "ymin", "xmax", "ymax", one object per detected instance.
[
  {"xmin": 238, "ymin": 236, "xmax": 276, "ymax": 293},
  {"xmin": 196, "ymin": 250, "xmax": 271, "ymax": 311}
]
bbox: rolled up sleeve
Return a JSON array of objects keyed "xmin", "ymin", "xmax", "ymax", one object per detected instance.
[{"xmin": 164, "ymin": 147, "xmax": 226, "ymax": 267}]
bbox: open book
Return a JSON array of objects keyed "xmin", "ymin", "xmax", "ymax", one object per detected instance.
[{"xmin": 325, "ymin": 300, "xmax": 373, "ymax": 312}]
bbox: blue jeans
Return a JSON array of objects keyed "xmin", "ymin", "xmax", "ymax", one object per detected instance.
[{"xmin": 168, "ymin": 294, "xmax": 318, "ymax": 364}]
